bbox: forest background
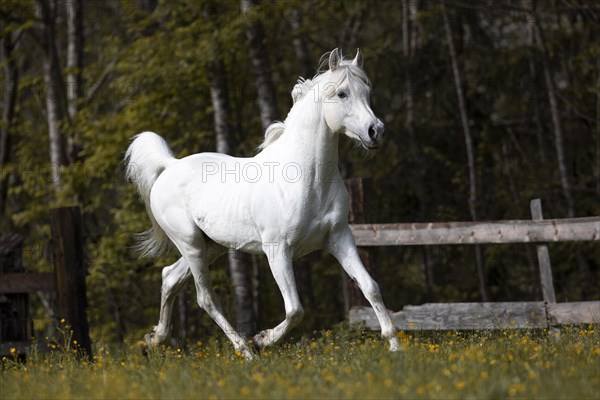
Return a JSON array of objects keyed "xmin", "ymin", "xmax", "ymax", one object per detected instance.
[{"xmin": 1, "ymin": 0, "xmax": 598, "ymax": 345}]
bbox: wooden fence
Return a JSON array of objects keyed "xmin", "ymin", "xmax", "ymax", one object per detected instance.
[
  {"xmin": 349, "ymin": 198, "xmax": 600, "ymax": 331},
  {"xmin": 0, "ymin": 207, "xmax": 91, "ymax": 358}
]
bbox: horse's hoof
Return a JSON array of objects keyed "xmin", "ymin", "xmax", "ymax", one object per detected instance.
[
  {"xmin": 252, "ymin": 330, "xmax": 272, "ymax": 348},
  {"xmin": 240, "ymin": 348, "xmax": 255, "ymax": 361},
  {"xmin": 144, "ymin": 333, "xmax": 160, "ymax": 348},
  {"xmin": 140, "ymin": 341, "xmax": 151, "ymax": 357},
  {"xmin": 388, "ymin": 337, "xmax": 402, "ymax": 352}
]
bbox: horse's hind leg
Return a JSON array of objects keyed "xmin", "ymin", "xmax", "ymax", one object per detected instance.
[
  {"xmin": 187, "ymin": 250, "xmax": 254, "ymax": 360},
  {"xmin": 145, "ymin": 257, "xmax": 191, "ymax": 346},
  {"xmin": 168, "ymin": 234, "xmax": 253, "ymax": 360},
  {"xmin": 146, "ymin": 243, "xmax": 228, "ymax": 347}
]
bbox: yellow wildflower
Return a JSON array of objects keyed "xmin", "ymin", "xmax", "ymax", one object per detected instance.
[
  {"xmin": 508, "ymin": 383, "xmax": 525, "ymax": 397},
  {"xmin": 251, "ymin": 373, "xmax": 264, "ymax": 384},
  {"xmin": 240, "ymin": 386, "xmax": 251, "ymax": 396},
  {"xmin": 287, "ymin": 386, "xmax": 301, "ymax": 396}
]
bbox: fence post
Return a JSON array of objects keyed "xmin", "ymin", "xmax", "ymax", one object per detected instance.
[
  {"xmin": 530, "ymin": 199, "xmax": 557, "ymax": 304},
  {"xmin": 49, "ymin": 206, "xmax": 92, "ymax": 358},
  {"xmin": 343, "ymin": 178, "xmax": 373, "ymax": 311}
]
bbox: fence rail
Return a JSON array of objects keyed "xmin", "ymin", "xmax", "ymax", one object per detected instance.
[
  {"xmin": 0, "ymin": 273, "xmax": 55, "ymax": 293},
  {"xmin": 350, "ymin": 217, "xmax": 600, "ymax": 246},
  {"xmin": 350, "ymin": 301, "xmax": 600, "ymax": 331}
]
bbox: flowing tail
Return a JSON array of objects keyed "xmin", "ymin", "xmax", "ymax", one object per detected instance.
[{"xmin": 125, "ymin": 132, "xmax": 177, "ymax": 257}]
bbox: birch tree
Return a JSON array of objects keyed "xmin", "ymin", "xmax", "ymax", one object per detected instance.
[
  {"xmin": 35, "ymin": 0, "xmax": 68, "ymax": 189},
  {"xmin": 240, "ymin": 0, "xmax": 277, "ymax": 128},
  {"xmin": 66, "ymin": 0, "xmax": 83, "ymax": 120},
  {"xmin": 522, "ymin": 0, "xmax": 575, "ymax": 218},
  {"xmin": 65, "ymin": 0, "xmax": 84, "ymax": 162},
  {"xmin": 521, "ymin": 0, "xmax": 594, "ymax": 298}
]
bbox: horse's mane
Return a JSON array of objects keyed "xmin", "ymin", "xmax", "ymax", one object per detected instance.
[
  {"xmin": 257, "ymin": 77, "xmax": 311, "ymax": 151},
  {"xmin": 258, "ymin": 51, "xmax": 370, "ymax": 151},
  {"xmin": 259, "ymin": 122, "xmax": 286, "ymax": 150}
]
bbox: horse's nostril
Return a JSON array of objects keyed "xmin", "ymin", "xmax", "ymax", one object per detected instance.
[{"xmin": 368, "ymin": 125, "xmax": 377, "ymax": 141}]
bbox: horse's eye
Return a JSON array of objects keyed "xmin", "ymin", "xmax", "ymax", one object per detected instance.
[{"xmin": 337, "ymin": 91, "xmax": 347, "ymax": 99}]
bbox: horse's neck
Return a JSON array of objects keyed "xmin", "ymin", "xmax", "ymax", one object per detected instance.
[{"xmin": 279, "ymin": 103, "xmax": 339, "ymax": 181}]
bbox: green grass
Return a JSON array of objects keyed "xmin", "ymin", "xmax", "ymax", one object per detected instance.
[{"xmin": 2, "ymin": 326, "xmax": 599, "ymax": 399}]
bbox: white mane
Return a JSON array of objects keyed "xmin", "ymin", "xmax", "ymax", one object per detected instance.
[
  {"xmin": 258, "ymin": 51, "xmax": 370, "ymax": 151},
  {"xmin": 258, "ymin": 122, "xmax": 286, "ymax": 150}
]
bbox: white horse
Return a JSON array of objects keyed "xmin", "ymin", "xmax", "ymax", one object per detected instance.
[{"xmin": 125, "ymin": 49, "xmax": 400, "ymax": 359}]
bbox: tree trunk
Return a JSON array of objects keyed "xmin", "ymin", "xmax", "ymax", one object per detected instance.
[
  {"xmin": 289, "ymin": 7, "xmax": 312, "ymax": 78},
  {"xmin": 442, "ymin": 6, "xmax": 477, "ymax": 222},
  {"xmin": 527, "ymin": 18, "xmax": 547, "ymax": 168},
  {"xmin": 403, "ymin": 0, "xmax": 419, "ymax": 180},
  {"xmin": 240, "ymin": 0, "xmax": 277, "ymax": 129},
  {"xmin": 522, "ymin": 0, "xmax": 591, "ymax": 298},
  {"xmin": 403, "ymin": 0, "xmax": 415, "ymax": 134},
  {"xmin": 177, "ymin": 291, "xmax": 187, "ymax": 344},
  {"xmin": 0, "ymin": 34, "xmax": 19, "ymax": 219},
  {"xmin": 65, "ymin": 0, "xmax": 84, "ymax": 162},
  {"xmin": 36, "ymin": 0, "xmax": 68, "ymax": 190},
  {"xmin": 207, "ymin": 37, "xmax": 256, "ymax": 338},
  {"xmin": 66, "ymin": 0, "xmax": 83, "ymax": 120},
  {"xmin": 209, "ymin": 58, "xmax": 233, "ymax": 155},
  {"xmin": 404, "ymin": 0, "xmax": 435, "ymax": 300},
  {"xmin": 442, "ymin": 4, "xmax": 489, "ymax": 302},
  {"xmin": 227, "ymin": 250, "xmax": 255, "ymax": 337},
  {"xmin": 522, "ymin": 0, "xmax": 575, "ymax": 218},
  {"xmin": 596, "ymin": 55, "xmax": 600, "ymax": 197}
]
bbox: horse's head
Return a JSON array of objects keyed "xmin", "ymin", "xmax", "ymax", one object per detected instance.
[{"xmin": 321, "ymin": 48, "xmax": 385, "ymax": 150}]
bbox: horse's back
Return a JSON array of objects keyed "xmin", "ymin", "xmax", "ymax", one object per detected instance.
[{"xmin": 152, "ymin": 149, "xmax": 351, "ymax": 258}]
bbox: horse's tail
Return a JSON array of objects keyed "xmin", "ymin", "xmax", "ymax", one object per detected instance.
[{"xmin": 125, "ymin": 131, "xmax": 177, "ymax": 257}]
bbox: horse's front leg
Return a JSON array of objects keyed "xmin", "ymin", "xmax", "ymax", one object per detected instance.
[
  {"xmin": 327, "ymin": 226, "xmax": 401, "ymax": 352},
  {"xmin": 253, "ymin": 244, "xmax": 304, "ymax": 348}
]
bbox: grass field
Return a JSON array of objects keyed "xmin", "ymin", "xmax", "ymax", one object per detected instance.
[{"xmin": 2, "ymin": 326, "xmax": 599, "ymax": 399}]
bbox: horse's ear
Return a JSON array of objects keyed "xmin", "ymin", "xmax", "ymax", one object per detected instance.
[
  {"xmin": 351, "ymin": 48, "xmax": 363, "ymax": 67},
  {"xmin": 329, "ymin": 48, "xmax": 341, "ymax": 71}
]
